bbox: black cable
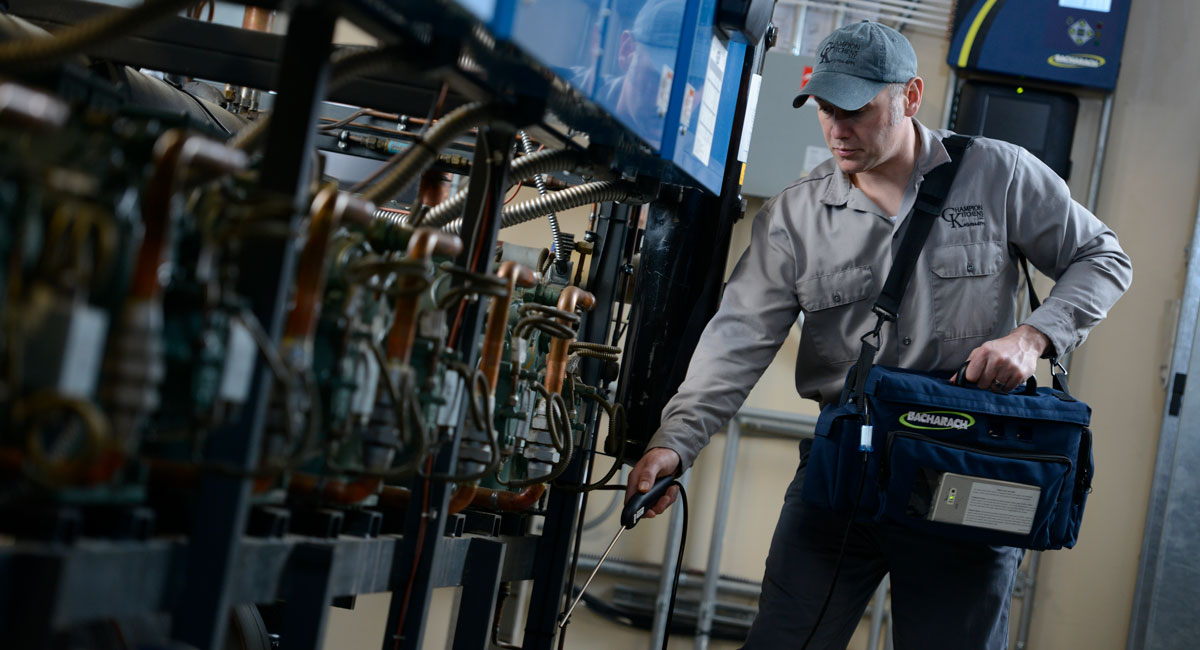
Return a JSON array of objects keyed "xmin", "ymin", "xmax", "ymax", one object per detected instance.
[
  {"xmin": 555, "ymin": 398, "xmax": 605, "ymax": 650},
  {"xmin": 664, "ymin": 480, "xmax": 688, "ymax": 650},
  {"xmin": 799, "ymin": 452, "xmax": 870, "ymax": 650}
]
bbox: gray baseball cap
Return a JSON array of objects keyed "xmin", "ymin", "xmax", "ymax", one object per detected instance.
[{"xmin": 792, "ymin": 21, "xmax": 918, "ymax": 110}]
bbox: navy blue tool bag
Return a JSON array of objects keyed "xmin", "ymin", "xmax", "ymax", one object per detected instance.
[
  {"xmin": 803, "ymin": 366, "xmax": 1093, "ymax": 550},
  {"xmin": 799, "ymin": 135, "xmax": 1095, "ymax": 550}
]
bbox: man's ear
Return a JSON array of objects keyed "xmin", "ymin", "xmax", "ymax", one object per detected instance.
[
  {"xmin": 905, "ymin": 77, "xmax": 924, "ymax": 117},
  {"xmin": 618, "ymin": 30, "xmax": 635, "ymax": 71}
]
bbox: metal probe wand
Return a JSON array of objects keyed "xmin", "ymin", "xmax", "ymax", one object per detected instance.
[{"xmin": 559, "ymin": 475, "xmax": 676, "ymax": 627}]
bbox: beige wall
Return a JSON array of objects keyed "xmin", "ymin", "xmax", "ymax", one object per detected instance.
[{"xmin": 323, "ymin": 2, "xmax": 1200, "ymax": 647}]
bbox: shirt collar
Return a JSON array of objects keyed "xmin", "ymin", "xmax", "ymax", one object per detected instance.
[{"xmin": 817, "ymin": 118, "xmax": 950, "ymax": 208}]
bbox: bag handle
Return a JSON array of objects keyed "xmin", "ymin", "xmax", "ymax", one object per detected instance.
[{"xmin": 951, "ymin": 360, "xmax": 1038, "ymax": 396}]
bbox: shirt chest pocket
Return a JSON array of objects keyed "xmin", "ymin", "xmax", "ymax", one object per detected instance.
[
  {"xmin": 796, "ymin": 266, "xmax": 876, "ymax": 363},
  {"xmin": 927, "ymin": 241, "xmax": 1005, "ymax": 341}
]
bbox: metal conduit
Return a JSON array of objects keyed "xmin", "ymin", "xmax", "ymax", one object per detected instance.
[
  {"xmin": 421, "ymin": 147, "xmax": 582, "ymax": 229},
  {"xmin": 518, "ymin": 130, "xmax": 565, "ymax": 267},
  {"xmin": 445, "ymin": 181, "xmax": 628, "ymax": 235}
]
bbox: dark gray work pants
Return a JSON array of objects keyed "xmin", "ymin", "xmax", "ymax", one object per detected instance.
[{"xmin": 742, "ymin": 440, "xmax": 1024, "ymax": 650}]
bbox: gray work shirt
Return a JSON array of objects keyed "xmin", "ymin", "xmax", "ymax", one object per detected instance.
[{"xmin": 648, "ymin": 119, "xmax": 1133, "ymax": 471}]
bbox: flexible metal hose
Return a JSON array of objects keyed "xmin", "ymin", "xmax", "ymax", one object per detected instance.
[
  {"xmin": 421, "ymin": 148, "xmax": 582, "ymax": 229},
  {"xmin": 446, "ymin": 181, "xmax": 627, "ymax": 235},
  {"xmin": 360, "ymin": 101, "xmax": 497, "ymax": 205},
  {"xmin": 0, "ymin": 0, "xmax": 196, "ymax": 70},
  {"xmin": 518, "ymin": 131, "xmax": 565, "ymax": 267}
]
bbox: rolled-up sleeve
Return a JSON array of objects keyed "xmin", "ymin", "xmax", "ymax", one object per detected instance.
[
  {"xmin": 1007, "ymin": 148, "xmax": 1133, "ymax": 356},
  {"xmin": 645, "ymin": 197, "xmax": 803, "ymax": 470}
]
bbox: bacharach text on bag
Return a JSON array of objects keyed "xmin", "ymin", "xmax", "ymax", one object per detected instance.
[{"xmin": 899, "ymin": 410, "xmax": 975, "ymax": 430}]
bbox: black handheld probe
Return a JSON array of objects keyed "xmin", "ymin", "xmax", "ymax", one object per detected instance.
[{"xmin": 559, "ymin": 475, "xmax": 676, "ymax": 627}]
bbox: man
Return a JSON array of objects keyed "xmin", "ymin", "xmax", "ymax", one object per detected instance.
[{"xmin": 625, "ymin": 20, "xmax": 1132, "ymax": 649}]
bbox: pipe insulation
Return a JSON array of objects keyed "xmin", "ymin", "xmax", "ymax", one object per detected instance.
[
  {"xmin": 421, "ymin": 147, "xmax": 583, "ymax": 228},
  {"xmin": 445, "ymin": 181, "xmax": 628, "ymax": 236},
  {"xmin": 0, "ymin": 0, "xmax": 196, "ymax": 70}
]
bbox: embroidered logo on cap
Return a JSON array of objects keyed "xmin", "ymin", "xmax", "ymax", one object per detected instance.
[{"xmin": 819, "ymin": 40, "xmax": 861, "ymax": 65}]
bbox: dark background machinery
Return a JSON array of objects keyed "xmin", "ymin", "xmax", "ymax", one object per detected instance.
[{"xmin": 0, "ymin": 1, "xmax": 774, "ymax": 649}]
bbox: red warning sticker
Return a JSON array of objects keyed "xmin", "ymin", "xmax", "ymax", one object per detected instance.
[{"xmin": 801, "ymin": 65, "xmax": 814, "ymax": 90}]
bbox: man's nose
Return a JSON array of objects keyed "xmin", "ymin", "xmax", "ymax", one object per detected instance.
[{"xmin": 829, "ymin": 116, "xmax": 853, "ymax": 140}]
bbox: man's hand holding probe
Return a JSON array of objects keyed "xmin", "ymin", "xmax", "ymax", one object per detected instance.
[{"xmin": 625, "ymin": 447, "xmax": 682, "ymax": 517}]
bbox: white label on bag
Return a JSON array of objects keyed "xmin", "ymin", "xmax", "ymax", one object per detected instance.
[{"xmin": 962, "ymin": 481, "xmax": 1041, "ymax": 534}]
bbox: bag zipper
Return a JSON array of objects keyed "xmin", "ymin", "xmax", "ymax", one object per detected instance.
[{"xmin": 881, "ymin": 430, "xmax": 1073, "ymax": 486}]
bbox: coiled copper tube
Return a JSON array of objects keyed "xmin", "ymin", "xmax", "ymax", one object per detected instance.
[
  {"xmin": 133, "ymin": 130, "xmax": 248, "ymax": 300},
  {"xmin": 545, "ymin": 287, "xmax": 596, "ymax": 394},
  {"xmin": 385, "ymin": 228, "xmax": 463, "ymax": 364},
  {"xmin": 283, "ymin": 186, "xmax": 374, "ymax": 350},
  {"xmin": 479, "ymin": 261, "xmax": 538, "ymax": 393}
]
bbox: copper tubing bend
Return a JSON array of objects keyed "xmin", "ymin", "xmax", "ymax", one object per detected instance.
[
  {"xmin": 471, "ymin": 483, "xmax": 546, "ymax": 511},
  {"xmin": 479, "ymin": 261, "xmax": 538, "ymax": 394},
  {"xmin": 385, "ymin": 228, "xmax": 463, "ymax": 364},
  {"xmin": 448, "ymin": 483, "xmax": 478, "ymax": 514},
  {"xmin": 544, "ymin": 286, "xmax": 596, "ymax": 394},
  {"xmin": 241, "ymin": 7, "xmax": 274, "ymax": 32},
  {"xmin": 288, "ymin": 473, "xmax": 381, "ymax": 505},
  {"xmin": 283, "ymin": 187, "xmax": 375, "ymax": 355},
  {"xmin": 133, "ymin": 130, "xmax": 248, "ymax": 300}
]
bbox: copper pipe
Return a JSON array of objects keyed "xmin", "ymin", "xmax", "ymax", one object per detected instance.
[
  {"xmin": 378, "ymin": 485, "xmax": 412, "ymax": 510},
  {"xmin": 133, "ymin": 130, "xmax": 247, "ymax": 300},
  {"xmin": 288, "ymin": 473, "xmax": 382, "ymax": 505},
  {"xmin": 241, "ymin": 6, "xmax": 273, "ymax": 32},
  {"xmin": 283, "ymin": 187, "xmax": 374, "ymax": 344},
  {"xmin": 544, "ymin": 287, "xmax": 596, "ymax": 394},
  {"xmin": 479, "ymin": 261, "xmax": 538, "ymax": 393},
  {"xmin": 385, "ymin": 228, "xmax": 463, "ymax": 363},
  {"xmin": 448, "ymin": 483, "xmax": 478, "ymax": 514},
  {"xmin": 471, "ymin": 483, "xmax": 546, "ymax": 511}
]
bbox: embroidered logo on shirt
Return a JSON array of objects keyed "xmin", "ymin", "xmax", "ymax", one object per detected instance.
[{"xmin": 941, "ymin": 204, "xmax": 985, "ymax": 229}]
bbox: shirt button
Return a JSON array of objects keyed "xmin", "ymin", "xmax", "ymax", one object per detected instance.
[
  {"xmin": 903, "ymin": 336, "xmax": 912, "ymax": 346},
  {"xmin": 833, "ymin": 293, "xmax": 842, "ymax": 303},
  {"xmin": 966, "ymin": 263, "xmax": 975, "ymax": 273}
]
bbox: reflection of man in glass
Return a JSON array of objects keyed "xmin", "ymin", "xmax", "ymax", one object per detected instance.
[{"xmin": 595, "ymin": 0, "xmax": 684, "ymax": 146}]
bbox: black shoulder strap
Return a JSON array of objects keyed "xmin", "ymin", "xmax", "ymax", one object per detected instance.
[
  {"xmin": 848, "ymin": 135, "xmax": 973, "ymax": 413},
  {"xmin": 873, "ymin": 134, "xmax": 974, "ymax": 319}
]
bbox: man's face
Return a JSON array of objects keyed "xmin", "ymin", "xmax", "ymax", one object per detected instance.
[{"xmin": 815, "ymin": 87, "xmax": 908, "ymax": 176}]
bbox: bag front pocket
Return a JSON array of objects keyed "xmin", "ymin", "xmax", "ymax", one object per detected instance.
[{"xmin": 877, "ymin": 430, "xmax": 1072, "ymax": 549}]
